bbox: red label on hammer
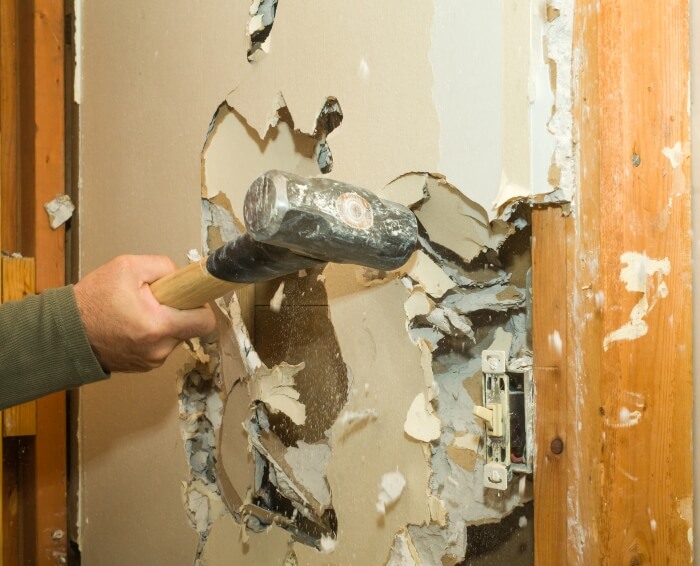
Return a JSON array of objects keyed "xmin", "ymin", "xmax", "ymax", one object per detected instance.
[{"xmin": 335, "ymin": 193, "xmax": 374, "ymax": 230}]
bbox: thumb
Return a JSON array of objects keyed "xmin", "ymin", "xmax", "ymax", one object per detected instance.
[{"xmin": 165, "ymin": 304, "xmax": 217, "ymax": 341}]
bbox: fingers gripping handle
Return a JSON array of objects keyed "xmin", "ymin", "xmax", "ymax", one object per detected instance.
[{"xmin": 150, "ymin": 258, "xmax": 243, "ymax": 310}]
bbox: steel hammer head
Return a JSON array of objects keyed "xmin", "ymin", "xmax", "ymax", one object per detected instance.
[{"xmin": 243, "ymin": 170, "xmax": 418, "ymax": 271}]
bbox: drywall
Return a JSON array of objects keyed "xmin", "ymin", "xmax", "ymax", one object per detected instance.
[{"xmin": 77, "ymin": 1, "xmax": 565, "ymax": 564}]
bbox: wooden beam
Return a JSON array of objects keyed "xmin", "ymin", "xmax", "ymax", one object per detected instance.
[
  {"xmin": 532, "ymin": 0, "xmax": 693, "ymax": 563},
  {"xmin": 0, "ymin": 0, "xmax": 20, "ymax": 252},
  {"xmin": 1, "ymin": 257, "xmax": 37, "ymax": 437},
  {"xmin": 17, "ymin": 1, "xmax": 67, "ymax": 564},
  {"xmin": 532, "ymin": 206, "xmax": 569, "ymax": 564}
]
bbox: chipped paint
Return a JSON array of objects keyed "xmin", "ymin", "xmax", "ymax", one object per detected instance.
[{"xmin": 604, "ymin": 252, "xmax": 671, "ymax": 350}]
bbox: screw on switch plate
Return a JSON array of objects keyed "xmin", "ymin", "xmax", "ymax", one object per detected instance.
[{"xmin": 482, "ymin": 350, "xmax": 506, "ymax": 374}]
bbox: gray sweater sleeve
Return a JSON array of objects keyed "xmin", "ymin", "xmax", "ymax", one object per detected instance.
[{"xmin": 0, "ymin": 285, "xmax": 109, "ymax": 409}]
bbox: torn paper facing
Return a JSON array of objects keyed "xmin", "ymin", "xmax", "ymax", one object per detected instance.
[
  {"xmin": 248, "ymin": 362, "xmax": 307, "ymax": 425},
  {"xmin": 404, "ymin": 392, "xmax": 441, "ymax": 442}
]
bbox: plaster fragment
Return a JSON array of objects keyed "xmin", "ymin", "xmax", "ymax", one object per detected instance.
[
  {"xmin": 386, "ymin": 530, "xmax": 419, "ymax": 566},
  {"xmin": 404, "ymin": 291, "xmax": 432, "ymax": 319},
  {"xmin": 376, "ymin": 470, "xmax": 407, "ymax": 514},
  {"xmin": 402, "ymin": 250, "xmax": 456, "ymax": 298},
  {"xmin": 249, "ymin": 362, "xmax": 307, "ymax": 425},
  {"xmin": 44, "ymin": 194, "xmax": 75, "ymax": 229},
  {"xmin": 319, "ymin": 535, "xmax": 337, "ymax": 554},
  {"xmin": 270, "ymin": 282, "xmax": 286, "ymax": 312},
  {"xmin": 603, "ymin": 252, "xmax": 671, "ymax": 350},
  {"xmin": 662, "ymin": 141, "xmax": 684, "ymax": 169},
  {"xmin": 404, "ymin": 393, "xmax": 441, "ymax": 442}
]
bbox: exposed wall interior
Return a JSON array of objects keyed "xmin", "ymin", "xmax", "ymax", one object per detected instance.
[{"xmin": 76, "ymin": 1, "xmax": 575, "ymax": 564}]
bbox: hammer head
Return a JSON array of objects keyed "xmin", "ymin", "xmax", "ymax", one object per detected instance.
[{"xmin": 243, "ymin": 170, "xmax": 418, "ymax": 271}]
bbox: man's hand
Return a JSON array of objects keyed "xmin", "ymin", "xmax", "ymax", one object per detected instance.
[{"xmin": 74, "ymin": 255, "xmax": 217, "ymax": 373}]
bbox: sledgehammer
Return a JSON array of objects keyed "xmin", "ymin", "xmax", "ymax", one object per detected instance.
[{"xmin": 150, "ymin": 170, "xmax": 418, "ymax": 309}]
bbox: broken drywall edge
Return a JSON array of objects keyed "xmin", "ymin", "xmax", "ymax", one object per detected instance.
[
  {"xmin": 386, "ymin": 529, "xmax": 420, "ymax": 566},
  {"xmin": 379, "ymin": 172, "xmax": 429, "ymax": 208},
  {"xmin": 376, "ymin": 470, "xmax": 407, "ymax": 515},
  {"xmin": 44, "ymin": 194, "xmax": 75, "ymax": 229},
  {"xmin": 544, "ymin": 0, "xmax": 576, "ymax": 202},
  {"xmin": 401, "ymin": 250, "xmax": 456, "ymax": 299},
  {"xmin": 247, "ymin": 0, "xmax": 277, "ymax": 61},
  {"xmin": 220, "ymin": 295, "xmax": 262, "ymax": 374},
  {"xmin": 248, "ymin": 362, "xmax": 307, "ymax": 425},
  {"xmin": 404, "ymin": 393, "xmax": 441, "ymax": 442},
  {"xmin": 440, "ymin": 284, "xmax": 525, "ymax": 315}
]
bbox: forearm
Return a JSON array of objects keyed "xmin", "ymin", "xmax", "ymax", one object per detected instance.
[{"xmin": 0, "ymin": 285, "xmax": 108, "ymax": 409}]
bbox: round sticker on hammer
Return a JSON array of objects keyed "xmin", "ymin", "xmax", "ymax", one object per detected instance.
[{"xmin": 335, "ymin": 192, "xmax": 374, "ymax": 230}]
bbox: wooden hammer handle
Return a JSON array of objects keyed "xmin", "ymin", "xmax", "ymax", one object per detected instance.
[{"xmin": 150, "ymin": 258, "xmax": 245, "ymax": 310}]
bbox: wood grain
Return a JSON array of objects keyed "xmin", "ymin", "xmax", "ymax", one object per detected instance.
[
  {"xmin": 17, "ymin": 1, "xmax": 68, "ymax": 563},
  {"xmin": 0, "ymin": 0, "xmax": 19, "ymax": 252},
  {"xmin": 1, "ymin": 257, "xmax": 37, "ymax": 437},
  {"xmin": 533, "ymin": 0, "xmax": 693, "ymax": 563},
  {"xmin": 532, "ymin": 206, "xmax": 569, "ymax": 564}
]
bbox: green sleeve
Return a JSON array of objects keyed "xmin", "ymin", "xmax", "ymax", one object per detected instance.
[{"xmin": 0, "ymin": 285, "xmax": 109, "ymax": 409}]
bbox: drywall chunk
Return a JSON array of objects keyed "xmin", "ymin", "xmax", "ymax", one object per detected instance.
[
  {"xmin": 284, "ymin": 441, "xmax": 332, "ymax": 509},
  {"xmin": 319, "ymin": 535, "xmax": 337, "ymax": 554},
  {"xmin": 249, "ymin": 362, "xmax": 307, "ymax": 425},
  {"xmin": 379, "ymin": 172, "xmax": 429, "ymax": 208},
  {"xmin": 386, "ymin": 530, "xmax": 419, "ymax": 566},
  {"xmin": 428, "ymin": 495, "xmax": 447, "ymax": 526},
  {"xmin": 270, "ymin": 282, "xmax": 286, "ymax": 312},
  {"xmin": 440, "ymin": 284, "xmax": 525, "ymax": 315},
  {"xmin": 604, "ymin": 252, "xmax": 671, "ymax": 350},
  {"xmin": 404, "ymin": 393, "xmax": 441, "ymax": 442},
  {"xmin": 181, "ymin": 479, "xmax": 226, "ymax": 534},
  {"xmin": 336, "ymin": 409, "xmax": 378, "ymax": 438},
  {"xmin": 402, "ymin": 251, "xmax": 456, "ymax": 298},
  {"xmin": 414, "ymin": 175, "xmax": 509, "ymax": 261},
  {"xmin": 376, "ymin": 470, "xmax": 407, "ymax": 514},
  {"xmin": 44, "ymin": 194, "xmax": 75, "ymax": 229},
  {"xmin": 404, "ymin": 291, "xmax": 432, "ymax": 319}
]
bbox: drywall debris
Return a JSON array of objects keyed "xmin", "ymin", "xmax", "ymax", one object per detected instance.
[
  {"xmin": 182, "ymin": 479, "xmax": 227, "ymax": 534},
  {"xmin": 604, "ymin": 252, "xmax": 671, "ymax": 350},
  {"xmin": 187, "ymin": 249, "xmax": 203, "ymax": 262},
  {"xmin": 379, "ymin": 173, "xmax": 429, "ymax": 208},
  {"xmin": 336, "ymin": 409, "xmax": 378, "ymax": 438},
  {"xmin": 248, "ymin": 362, "xmax": 307, "ymax": 425},
  {"xmin": 376, "ymin": 470, "xmax": 407, "ymax": 515},
  {"xmin": 270, "ymin": 282, "xmax": 286, "ymax": 312},
  {"xmin": 284, "ymin": 441, "xmax": 332, "ymax": 509},
  {"xmin": 402, "ymin": 250, "xmax": 456, "ymax": 298},
  {"xmin": 386, "ymin": 530, "xmax": 419, "ymax": 566},
  {"xmin": 662, "ymin": 141, "xmax": 684, "ymax": 169},
  {"xmin": 404, "ymin": 291, "xmax": 433, "ymax": 319},
  {"xmin": 428, "ymin": 495, "xmax": 448, "ymax": 526},
  {"xmin": 440, "ymin": 284, "xmax": 525, "ymax": 315},
  {"xmin": 201, "ymin": 197, "xmax": 239, "ymax": 253},
  {"xmin": 44, "ymin": 194, "xmax": 75, "ymax": 229},
  {"xmin": 319, "ymin": 535, "xmax": 337, "ymax": 554},
  {"xmin": 404, "ymin": 393, "xmax": 441, "ymax": 442}
]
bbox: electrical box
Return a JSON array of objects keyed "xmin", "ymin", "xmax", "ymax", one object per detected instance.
[{"xmin": 473, "ymin": 350, "xmax": 533, "ymax": 490}]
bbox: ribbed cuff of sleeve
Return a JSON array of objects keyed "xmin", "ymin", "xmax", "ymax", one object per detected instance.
[{"xmin": 47, "ymin": 286, "xmax": 110, "ymax": 387}]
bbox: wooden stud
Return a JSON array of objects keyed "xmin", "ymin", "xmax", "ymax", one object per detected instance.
[
  {"xmin": 532, "ymin": 206, "xmax": 569, "ymax": 565},
  {"xmin": 17, "ymin": 1, "xmax": 68, "ymax": 564},
  {"xmin": 1, "ymin": 257, "xmax": 37, "ymax": 437}
]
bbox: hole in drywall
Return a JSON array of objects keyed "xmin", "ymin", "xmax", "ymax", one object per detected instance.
[
  {"xmin": 247, "ymin": 0, "xmax": 278, "ymax": 62},
  {"xmin": 312, "ymin": 97, "xmax": 343, "ymax": 173}
]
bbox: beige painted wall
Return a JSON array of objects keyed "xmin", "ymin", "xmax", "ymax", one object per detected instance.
[{"xmin": 77, "ymin": 2, "xmax": 551, "ymax": 563}]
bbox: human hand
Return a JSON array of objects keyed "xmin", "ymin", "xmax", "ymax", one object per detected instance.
[{"xmin": 74, "ymin": 255, "xmax": 217, "ymax": 373}]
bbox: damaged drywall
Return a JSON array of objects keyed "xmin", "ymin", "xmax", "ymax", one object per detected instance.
[{"xmin": 77, "ymin": 1, "xmax": 574, "ymax": 564}]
